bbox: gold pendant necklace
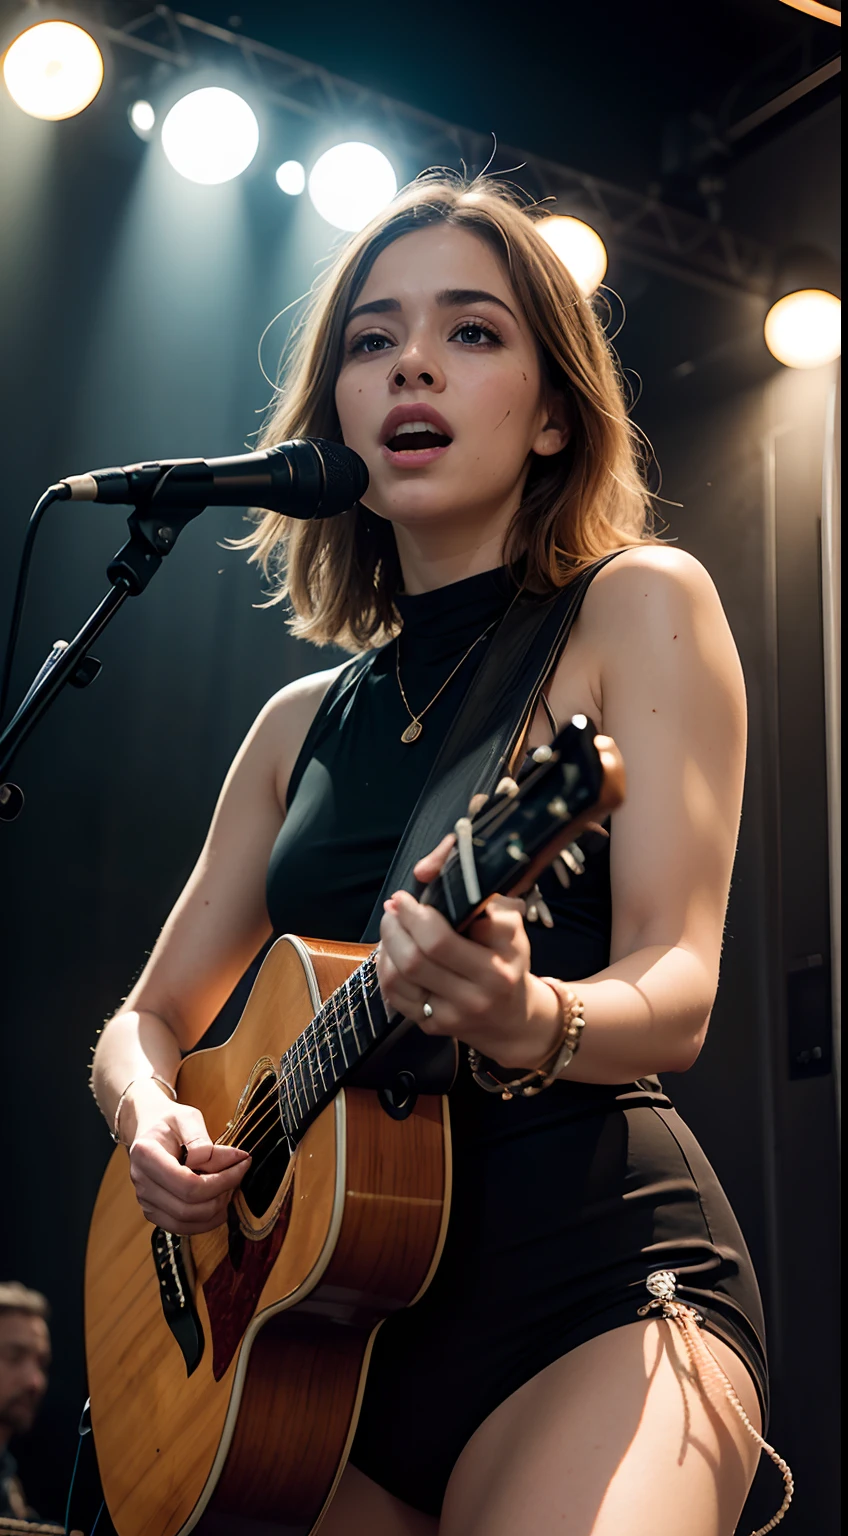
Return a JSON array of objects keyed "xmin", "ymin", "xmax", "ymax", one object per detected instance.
[{"xmin": 396, "ymin": 616, "xmax": 499, "ymax": 743}]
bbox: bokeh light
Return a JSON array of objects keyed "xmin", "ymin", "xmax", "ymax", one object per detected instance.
[
  {"xmin": 2, "ymin": 20, "xmax": 104, "ymax": 121},
  {"xmin": 764, "ymin": 289, "xmax": 841, "ymax": 369},
  {"xmin": 537, "ymin": 215, "xmax": 608, "ymax": 297},
  {"xmin": 308, "ymin": 141, "xmax": 397, "ymax": 231},
  {"xmin": 275, "ymin": 159, "xmax": 305, "ymax": 195},
  {"xmin": 128, "ymin": 99, "xmax": 155, "ymax": 138},
  {"xmin": 160, "ymin": 87, "xmax": 259, "ymax": 185}
]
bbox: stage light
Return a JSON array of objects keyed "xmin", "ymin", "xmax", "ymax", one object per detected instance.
[
  {"xmin": 308, "ymin": 142, "xmax": 397, "ymax": 232},
  {"xmin": 161, "ymin": 86, "xmax": 259, "ymax": 185},
  {"xmin": 764, "ymin": 246, "xmax": 841, "ymax": 369},
  {"xmin": 276, "ymin": 159, "xmax": 305, "ymax": 195},
  {"xmin": 2, "ymin": 19, "xmax": 103, "ymax": 120},
  {"xmin": 764, "ymin": 290, "xmax": 841, "ymax": 369},
  {"xmin": 128, "ymin": 99, "xmax": 155, "ymax": 139},
  {"xmin": 537, "ymin": 216, "xmax": 608, "ymax": 297}
]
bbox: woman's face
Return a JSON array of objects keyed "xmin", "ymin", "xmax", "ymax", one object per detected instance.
[{"xmin": 334, "ymin": 225, "xmax": 567, "ymax": 548}]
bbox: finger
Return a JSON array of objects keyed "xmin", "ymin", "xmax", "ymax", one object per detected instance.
[
  {"xmin": 468, "ymin": 900, "xmax": 529, "ymax": 953},
  {"xmin": 132, "ymin": 1140, "xmax": 250, "ymax": 1203},
  {"xmin": 137, "ymin": 1185, "xmax": 231, "ymax": 1232},
  {"xmin": 184, "ymin": 1140, "xmax": 251, "ymax": 1174},
  {"xmin": 380, "ymin": 901, "xmax": 496, "ymax": 1002},
  {"xmin": 411, "ymin": 831, "xmax": 456, "ymax": 883},
  {"xmin": 390, "ymin": 891, "xmax": 517, "ymax": 979}
]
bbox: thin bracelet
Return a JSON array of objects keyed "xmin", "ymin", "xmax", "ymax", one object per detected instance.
[
  {"xmin": 468, "ymin": 980, "xmax": 585, "ymax": 1100},
  {"xmin": 112, "ymin": 1074, "xmax": 177, "ymax": 1145}
]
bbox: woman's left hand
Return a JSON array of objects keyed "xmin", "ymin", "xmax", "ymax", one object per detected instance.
[{"xmin": 376, "ymin": 830, "xmax": 560, "ymax": 1070}]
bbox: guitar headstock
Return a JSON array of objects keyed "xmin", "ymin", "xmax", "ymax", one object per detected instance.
[{"xmin": 421, "ymin": 715, "xmax": 625, "ymax": 931}]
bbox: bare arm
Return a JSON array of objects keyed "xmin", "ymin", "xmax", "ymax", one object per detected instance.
[
  {"xmin": 90, "ymin": 663, "xmax": 342, "ymax": 1229},
  {"xmin": 378, "ymin": 546, "xmax": 747, "ymax": 1083},
  {"xmin": 540, "ymin": 544, "xmax": 748, "ymax": 1079}
]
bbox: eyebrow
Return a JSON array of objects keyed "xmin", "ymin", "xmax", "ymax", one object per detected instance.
[{"xmin": 345, "ymin": 288, "xmax": 518, "ymax": 326}]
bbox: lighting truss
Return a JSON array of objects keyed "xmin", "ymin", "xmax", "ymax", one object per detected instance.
[{"xmin": 98, "ymin": 6, "xmax": 775, "ymax": 299}]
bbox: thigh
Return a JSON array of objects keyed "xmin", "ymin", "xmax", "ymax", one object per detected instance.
[
  {"xmin": 439, "ymin": 1319, "xmax": 763, "ymax": 1536},
  {"xmin": 318, "ymin": 1461, "xmax": 438, "ymax": 1536}
]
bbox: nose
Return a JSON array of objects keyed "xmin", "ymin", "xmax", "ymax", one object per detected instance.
[
  {"xmin": 26, "ymin": 1358, "xmax": 47, "ymax": 1393},
  {"xmin": 389, "ymin": 330, "xmax": 446, "ymax": 394}
]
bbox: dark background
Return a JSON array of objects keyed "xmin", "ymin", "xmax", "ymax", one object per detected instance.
[{"xmin": 0, "ymin": 1, "xmax": 840, "ymax": 1530}]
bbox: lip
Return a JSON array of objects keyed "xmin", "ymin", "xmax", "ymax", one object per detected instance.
[{"xmin": 379, "ymin": 402, "xmax": 455, "ymax": 446}]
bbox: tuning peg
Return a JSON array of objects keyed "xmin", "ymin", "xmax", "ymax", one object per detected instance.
[
  {"xmin": 524, "ymin": 883, "xmax": 554, "ymax": 926},
  {"xmin": 559, "ymin": 844, "xmax": 585, "ymax": 877},
  {"xmin": 552, "ymin": 857, "xmax": 571, "ymax": 888}
]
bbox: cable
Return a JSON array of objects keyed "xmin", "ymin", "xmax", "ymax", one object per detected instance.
[
  {"xmin": 63, "ymin": 1431, "xmax": 84, "ymax": 1535},
  {"xmin": 0, "ymin": 482, "xmax": 71, "ymax": 725},
  {"xmin": 89, "ymin": 1500, "xmax": 105, "ymax": 1534}
]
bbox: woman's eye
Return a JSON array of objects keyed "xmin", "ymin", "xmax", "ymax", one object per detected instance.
[
  {"xmin": 350, "ymin": 332, "xmax": 393, "ymax": 354},
  {"xmin": 453, "ymin": 322, "xmax": 500, "ymax": 346}
]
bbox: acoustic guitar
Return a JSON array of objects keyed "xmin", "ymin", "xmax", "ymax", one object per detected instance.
[{"xmin": 85, "ymin": 717, "xmax": 624, "ymax": 1536}]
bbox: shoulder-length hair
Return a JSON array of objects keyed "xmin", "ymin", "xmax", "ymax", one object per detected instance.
[{"xmin": 237, "ymin": 171, "xmax": 658, "ymax": 651}]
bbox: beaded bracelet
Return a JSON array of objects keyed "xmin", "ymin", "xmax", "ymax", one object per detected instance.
[
  {"xmin": 112, "ymin": 1074, "xmax": 177, "ymax": 1144},
  {"xmin": 468, "ymin": 979, "xmax": 585, "ymax": 1100}
]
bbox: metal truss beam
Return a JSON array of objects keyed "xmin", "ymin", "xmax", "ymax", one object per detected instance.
[{"xmin": 96, "ymin": 6, "xmax": 776, "ymax": 299}]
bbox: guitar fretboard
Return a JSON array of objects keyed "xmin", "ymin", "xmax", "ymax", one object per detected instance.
[{"xmin": 277, "ymin": 952, "xmax": 388, "ymax": 1140}]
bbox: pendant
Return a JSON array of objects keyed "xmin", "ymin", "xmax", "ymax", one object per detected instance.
[{"xmin": 401, "ymin": 720, "xmax": 423, "ymax": 743}]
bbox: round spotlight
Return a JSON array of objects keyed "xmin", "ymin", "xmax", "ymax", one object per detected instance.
[
  {"xmin": 128, "ymin": 98, "xmax": 155, "ymax": 139},
  {"xmin": 275, "ymin": 159, "xmax": 305, "ymax": 196},
  {"xmin": 2, "ymin": 19, "xmax": 104, "ymax": 121},
  {"xmin": 764, "ymin": 289, "xmax": 841, "ymax": 369},
  {"xmin": 308, "ymin": 142, "xmax": 397, "ymax": 232},
  {"xmin": 537, "ymin": 216, "xmax": 608, "ymax": 297},
  {"xmin": 161, "ymin": 87, "xmax": 259, "ymax": 185}
]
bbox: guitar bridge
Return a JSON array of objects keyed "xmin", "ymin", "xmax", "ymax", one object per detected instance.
[{"xmin": 152, "ymin": 1227, "xmax": 204, "ymax": 1377}]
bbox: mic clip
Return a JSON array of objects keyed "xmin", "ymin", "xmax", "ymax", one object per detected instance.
[{"xmin": 106, "ymin": 495, "xmax": 206, "ymax": 595}]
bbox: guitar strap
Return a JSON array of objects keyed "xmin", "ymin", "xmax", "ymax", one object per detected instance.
[{"xmin": 359, "ymin": 550, "xmax": 625, "ymax": 946}]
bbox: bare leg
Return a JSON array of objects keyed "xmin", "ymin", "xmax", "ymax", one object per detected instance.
[
  {"xmin": 317, "ymin": 1461, "xmax": 438, "ymax": 1536},
  {"xmin": 439, "ymin": 1319, "xmax": 763, "ymax": 1536}
]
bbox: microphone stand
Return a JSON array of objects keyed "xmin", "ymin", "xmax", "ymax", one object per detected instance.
[{"xmin": 0, "ymin": 499, "xmax": 206, "ymax": 821}]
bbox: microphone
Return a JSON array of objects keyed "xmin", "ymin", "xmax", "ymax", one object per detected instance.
[{"xmin": 56, "ymin": 438, "xmax": 368, "ymax": 519}]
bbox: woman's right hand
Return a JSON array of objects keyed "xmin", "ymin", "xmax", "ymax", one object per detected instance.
[{"xmin": 125, "ymin": 1082, "xmax": 251, "ymax": 1235}]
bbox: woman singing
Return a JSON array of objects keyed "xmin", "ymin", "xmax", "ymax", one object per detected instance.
[{"xmin": 91, "ymin": 174, "xmax": 783, "ymax": 1535}]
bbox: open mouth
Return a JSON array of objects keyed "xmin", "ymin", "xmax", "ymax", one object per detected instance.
[{"xmin": 384, "ymin": 423, "xmax": 453, "ymax": 454}]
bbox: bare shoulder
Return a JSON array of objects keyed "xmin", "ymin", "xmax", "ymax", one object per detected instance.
[
  {"xmin": 580, "ymin": 545, "xmax": 736, "ymax": 656},
  {"xmin": 256, "ymin": 659, "xmax": 353, "ymax": 810},
  {"xmin": 586, "ymin": 544, "xmax": 720, "ymax": 612},
  {"xmin": 261, "ymin": 659, "xmax": 350, "ymax": 732},
  {"xmin": 579, "ymin": 545, "xmax": 745, "ymax": 743}
]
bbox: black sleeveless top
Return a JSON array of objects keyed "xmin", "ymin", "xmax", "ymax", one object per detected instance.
[{"xmin": 267, "ymin": 563, "xmax": 667, "ymax": 1134}]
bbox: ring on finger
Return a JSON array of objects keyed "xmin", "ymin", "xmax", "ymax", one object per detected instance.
[{"xmin": 422, "ymin": 995, "xmax": 434, "ymax": 1021}]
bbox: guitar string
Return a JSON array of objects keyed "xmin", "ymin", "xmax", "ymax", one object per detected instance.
[
  {"xmin": 220, "ymin": 753, "xmax": 560, "ymax": 1147},
  {"xmin": 216, "ymin": 973, "xmax": 381, "ymax": 1169},
  {"xmin": 222, "ymin": 963, "xmax": 391, "ymax": 1181},
  {"xmin": 211, "ymin": 783, "xmax": 529, "ymax": 1152},
  {"xmin": 212, "ymin": 761, "xmax": 573, "ymax": 1175},
  {"xmin": 213, "ymin": 958, "xmax": 382, "ymax": 1150}
]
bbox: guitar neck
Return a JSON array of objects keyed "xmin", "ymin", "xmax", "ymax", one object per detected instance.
[
  {"xmin": 277, "ymin": 952, "xmax": 390, "ymax": 1141},
  {"xmin": 276, "ymin": 716, "xmax": 623, "ymax": 1143}
]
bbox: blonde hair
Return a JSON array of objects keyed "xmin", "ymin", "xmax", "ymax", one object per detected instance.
[
  {"xmin": 239, "ymin": 171, "xmax": 658, "ymax": 651},
  {"xmin": 0, "ymin": 1281, "xmax": 50, "ymax": 1321}
]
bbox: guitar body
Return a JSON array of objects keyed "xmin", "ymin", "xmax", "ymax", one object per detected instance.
[{"xmin": 85, "ymin": 935, "xmax": 452, "ymax": 1536}]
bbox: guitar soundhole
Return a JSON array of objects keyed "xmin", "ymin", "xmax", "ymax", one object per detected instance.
[{"xmin": 235, "ymin": 1069, "xmax": 292, "ymax": 1219}]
